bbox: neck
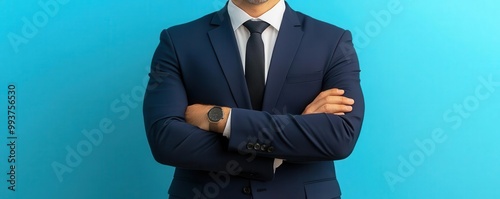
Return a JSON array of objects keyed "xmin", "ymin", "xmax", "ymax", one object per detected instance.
[{"xmin": 231, "ymin": 0, "xmax": 280, "ymax": 18}]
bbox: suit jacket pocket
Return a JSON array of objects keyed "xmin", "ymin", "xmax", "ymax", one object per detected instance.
[
  {"xmin": 285, "ymin": 71, "xmax": 323, "ymax": 84},
  {"xmin": 304, "ymin": 179, "xmax": 341, "ymax": 199}
]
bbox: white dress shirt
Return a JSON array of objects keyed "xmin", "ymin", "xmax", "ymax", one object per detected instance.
[
  {"xmin": 228, "ymin": 0, "xmax": 285, "ymax": 82},
  {"xmin": 223, "ymin": 0, "xmax": 286, "ymax": 170}
]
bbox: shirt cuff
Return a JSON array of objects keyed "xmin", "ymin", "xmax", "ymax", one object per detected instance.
[
  {"xmin": 222, "ymin": 109, "xmax": 232, "ymax": 138},
  {"xmin": 273, "ymin": 159, "xmax": 283, "ymax": 172}
]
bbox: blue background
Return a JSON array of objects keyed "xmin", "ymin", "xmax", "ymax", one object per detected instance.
[{"xmin": 1, "ymin": 0, "xmax": 499, "ymax": 198}]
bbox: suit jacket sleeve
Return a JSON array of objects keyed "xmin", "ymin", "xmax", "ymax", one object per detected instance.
[
  {"xmin": 228, "ymin": 31, "xmax": 365, "ymax": 162},
  {"xmin": 143, "ymin": 29, "xmax": 275, "ymax": 181}
]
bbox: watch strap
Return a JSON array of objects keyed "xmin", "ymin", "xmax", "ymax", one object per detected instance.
[{"xmin": 209, "ymin": 121, "xmax": 218, "ymax": 132}]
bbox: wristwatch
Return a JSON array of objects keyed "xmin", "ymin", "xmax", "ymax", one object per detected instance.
[{"xmin": 207, "ymin": 106, "xmax": 224, "ymax": 132}]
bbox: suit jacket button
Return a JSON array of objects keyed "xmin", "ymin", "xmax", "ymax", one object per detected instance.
[
  {"xmin": 253, "ymin": 143, "xmax": 261, "ymax": 150},
  {"xmin": 267, "ymin": 146, "xmax": 275, "ymax": 153},
  {"xmin": 242, "ymin": 186, "xmax": 251, "ymax": 195},
  {"xmin": 260, "ymin": 144, "xmax": 267, "ymax": 151},
  {"xmin": 246, "ymin": 143, "xmax": 254, "ymax": 150}
]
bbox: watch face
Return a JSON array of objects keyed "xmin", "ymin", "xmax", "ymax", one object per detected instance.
[{"xmin": 208, "ymin": 107, "xmax": 223, "ymax": 122}]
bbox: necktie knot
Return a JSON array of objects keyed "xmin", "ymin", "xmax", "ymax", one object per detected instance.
[{"xmin": 243, "ymin": 20, "xmax": 270, "ymax": 34}]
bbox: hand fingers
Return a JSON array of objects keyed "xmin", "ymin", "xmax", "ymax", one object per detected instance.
[
  {"xmin": 304, "ymin": 95, "xmax": 354, "ymax": 114},
  {"xmin": 321, "ymin": 96, "xmax": 354, "ymax": 106},
  {"xmin": 313, "ymin": 88, "xmax": 345, "ymax": 102},
  {"xmin": 309, "ymin": 89, "xmax": 352, "ymax": 107},
  {"xmin": 304, "ymin": 103, "xmax": 353, "ymax": 115},
  {"xmin": 303, "ymin": 88, "xmax": 356, "ymax": 115},
  {"xmin": 315, "ymin": 104, "xmax": 352, "ymax": 114}
]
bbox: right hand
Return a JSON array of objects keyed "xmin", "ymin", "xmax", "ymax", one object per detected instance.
[{"xmin": 302, "ymin": 88, "xmax": 355, "ymax": 115}]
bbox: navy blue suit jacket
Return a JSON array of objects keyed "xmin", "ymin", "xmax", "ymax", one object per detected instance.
[{"xmin": 143, "ymin": 3, "xmax": 364, "ymax": 199}]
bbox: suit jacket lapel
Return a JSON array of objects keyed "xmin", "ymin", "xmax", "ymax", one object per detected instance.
[
  {"xmin": 208, "ymin": 7, "xmax": 252, "ymax": 109},
  {"xmin": 262, "ymin": 5, "xmax": 304, "ymax": 111}
]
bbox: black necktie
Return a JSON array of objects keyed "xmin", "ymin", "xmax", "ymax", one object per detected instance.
[{"xmin": 244, "ymin": 20, "xmax": 269, "ymax": 110}]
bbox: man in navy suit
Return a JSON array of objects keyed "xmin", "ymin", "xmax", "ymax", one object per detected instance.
[{"xmin": 143, "ymin": 0, "xmax": 364, "ymax": 198}]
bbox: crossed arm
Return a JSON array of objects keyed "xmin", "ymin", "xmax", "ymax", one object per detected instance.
[
  {"xmin": 185, "ymin": 88, "xmax": 355, "ymax": 134},
  {"xmin": 143, "ymin": 29, "xmax": 363, "ymax": 181}
]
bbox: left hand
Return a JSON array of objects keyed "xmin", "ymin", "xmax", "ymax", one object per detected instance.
[
  {"xmin": 302, "ymin": 88, "xmax": 354, "ymax": 115},
  {"xmin": 185, "ymin": 104, "xmax": 212, "ymax": 131},
  {"xmin": 185, "ymin": 104, "xmax": 230, "ymax": 133}
]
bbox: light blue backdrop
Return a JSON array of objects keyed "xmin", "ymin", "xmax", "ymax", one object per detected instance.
[{"xmin": 1, "ymin": 0, "xmax": 499, "ymax": 198}]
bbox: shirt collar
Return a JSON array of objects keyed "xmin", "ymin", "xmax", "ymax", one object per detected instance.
[{"xmin": 227, "ymin": 0, "xmax": 286, "ymax": 31}]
